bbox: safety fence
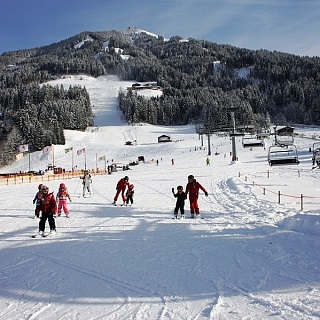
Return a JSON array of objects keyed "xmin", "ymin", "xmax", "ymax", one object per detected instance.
[
  {"xmin": 0, "ymin": 170, "xmax": 107, "ymax": 187},
  {"xmin": 237, "ymin": 171, "xmax": 320, "ymax": 211}
]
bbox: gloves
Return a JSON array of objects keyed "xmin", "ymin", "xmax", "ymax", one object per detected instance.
[
  {"xmin": 172, "ymin": 188, "xmax": 174, "ymax": 193},
  {"xmin": 205, "ymin": 191, "xmax": 208, "ymax": 197},
  {"xmin": 33, "ymin": 199, "xmax": 35, "ymax": 204}
]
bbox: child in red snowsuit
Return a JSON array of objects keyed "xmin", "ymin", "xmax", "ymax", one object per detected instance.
[
  {"xmin": 38, "ymin": 185, "xmax": 57, "ymax": 236},
  {"xmin": 114, "ymin": 176, "xmax": 129, "ymax": 205},
  {"xmin": 56, "ymin": 183, "xmax": 72, "ymax": 217},
  {"xmin": 185, "ymin": 175, "xmax": 208, "ymax": 218}
]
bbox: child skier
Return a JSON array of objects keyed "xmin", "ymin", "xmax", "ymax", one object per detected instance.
[
  {"xmin": 125, "ymin": 184, "xmax": 135, "ymax": 206},
  {"xmin": 56, "ymin": 183, "xmax": 72, "ymax": 217},
  {"xmin": 172, "ymin": 185, "xmax": 187, "ymax": 219},
  {"xmin": 80, "ymin": 170, "xmax": 92, "ymax": 197},
  {"xmin": 37, "ymin": 185, "xmax": 57, "ymax": 237},
  {"xmin": 32, "ymin": 184, "xmax": 43, "ymax": 218}
]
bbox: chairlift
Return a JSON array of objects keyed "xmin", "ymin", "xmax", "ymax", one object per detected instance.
[
  {"xmin": 242, "ymin": 134, "xmax": 264, "ymax": 148},
  {"xmin": 274, "ymin": 135, "xmax": 294, "ymax": 146},
  {"xmin": 268, "ymin": 145, "xmax": 299, "ymax": 166}
]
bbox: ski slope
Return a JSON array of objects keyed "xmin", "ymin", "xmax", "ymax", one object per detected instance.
[{"xmin": 0, "ymin": 75, "xmax": 320, "ymax": 320}]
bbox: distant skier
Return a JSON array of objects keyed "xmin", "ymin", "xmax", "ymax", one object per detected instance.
[
  {"xmin": 80, "ymin": 170, "xmax": 92, "ymax": 197},
  {"xmin": 185, "ymin": 175, "xmax": 208, "ymax": 218},
  {"xmin": 206, "ymin": 157, "xmax": 210, "ymax": 165},
  {"xmin": 37, "ymin": 185, "xmax": 57, "ymax": 236},
  {"xmin": 114, "ymin": 176, "xmax": 129, "ymax": 205},
  {"xmin": 125, "ymin": 184, "xmax": 135, "ymax": 206},
  {"xmin": 172, "ymin": 185, "xmax": 187, "ymax": 219},
  {"xmin": 32, "ymin": 184, "xmax": 43, "ymax": 218},
  {"xmin": 56, "ymin": 183, "xmax": 72, "ymax": 217}
]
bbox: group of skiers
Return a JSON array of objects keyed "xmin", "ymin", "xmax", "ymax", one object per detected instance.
[
  {"xmin": 112, "ymin": 174, "xmax": 208, "ymax": 218},
  {"xmin": 32, "ymin": 182, "xmax": 72, "ymax": 237},
  {"xmin": 32, "ymin": 170, "xmax": 91, "ymax": 237},
  {"xmin": 32, "ymin": 171, "xmax": 207, "ymax": 236}
]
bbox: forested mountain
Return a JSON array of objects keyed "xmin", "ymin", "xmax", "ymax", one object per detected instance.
[{"xmin": 1, "ymin": 27, "xmax": 320, "ymax": 166}]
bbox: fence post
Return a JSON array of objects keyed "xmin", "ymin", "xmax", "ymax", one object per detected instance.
[
  {"xmin": 245, "ymin": 176, "xmax": 247, "ymax": 182},
  {"xmin": 263, "ymin": 187, "xmax": 265, "ymax": 195},
  {"xmin": 278, "ymin": 191, "xmax": 281, "ymax": 204},
  {"xmin": 267, "ymin": 170, "xmax": 270, "ymax": 178},
  {"xmin": 301, "ymin": 194, "xmax": 303, "ymax": 210},
  {"xmin": 298, "ymin": 170, "xmax": 300, "ymax": 177}
]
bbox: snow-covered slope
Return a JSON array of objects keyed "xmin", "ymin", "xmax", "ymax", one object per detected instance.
[{"xmin": 0, "ymin": 75, "xmax": 320, "ymax": 320}]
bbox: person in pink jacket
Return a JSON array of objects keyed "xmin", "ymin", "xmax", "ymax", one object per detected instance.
[
  {"xmin": 56, "ymin": 183, "xmax": 72, "ymax": 217},
  {"xmin": 185, "ymin": 175, "xmax": 208, "ymax": 218},
  {"xmin": 113, "ymin": 176, "xmax": 129, "ymax": 205}
]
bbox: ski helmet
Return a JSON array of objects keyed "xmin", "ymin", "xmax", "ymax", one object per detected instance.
[
  {"xmin": 38, "ymin": 183, "xmax": 43, "ymax": 190},
  {"xmin": 41, "ymin": 185, "xmax": 49, "ymax": 192},
  {"xmin": 188, "ymin": 175, "xmax": 194, "ymax": 180},
  {"xmin": 177, "ymin": 185, "xmax": 183, "ymax": 190},
  {"xmin": 60, "ymin": 183, "xmax": 66, "ymax": 189},
  {"xmin": 124, "ymin": 176, "xmax": 129, "ymax": 181},
  {"xmin": 129, "ymin": 184, "xmax": 134, "ymax": 188}
]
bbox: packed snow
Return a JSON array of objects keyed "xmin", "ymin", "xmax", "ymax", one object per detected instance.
[{"xmin": 0, "ymin": 75, "xmax": 320, "ymax": 320}]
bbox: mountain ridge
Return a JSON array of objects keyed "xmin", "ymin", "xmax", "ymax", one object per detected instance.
[{"xmin": 1, "ymin": 28, "xmax": 320, "ymax": 167}]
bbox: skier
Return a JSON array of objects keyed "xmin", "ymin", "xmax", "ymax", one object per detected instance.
[
  {"xmin": 185, "ymin": 175, "xmax": 208, "ymax": 218},
  {"xmin": 32, "ymin": 183, "xmax": 43, "ymax": 218},
  {"xmin": 172, "ymin": 185, "xmax": 187, "ymax": 219},
  {"xmin": 56, "ymin": 183, "xmax": 72, "ymax": 217},
  {"xmin": 37, "ymin": 185, "xmax": 57, "ymax": 236},
  {"xmin": 80, "ymin": 170, "xmax": 92, "ymax": 197},
  {"xmin": 114, "ymin": 176, "xmax": 129, "ymax": 205},
  {"xmin": 125, "ymin": 184, "xmax": 135, "ymax": 206},
  {"xmin": 206, "ymin": 157, "xmax": 210, "ymax": 165}
]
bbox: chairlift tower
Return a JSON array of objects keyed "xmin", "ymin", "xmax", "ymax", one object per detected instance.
[
  {"xmin": 229, "ymin": 111, "xmax": 239, "ymax": 161},
  {"xmin": 196, "ymin": 126, "xmax": 212, "ymax": 155}
]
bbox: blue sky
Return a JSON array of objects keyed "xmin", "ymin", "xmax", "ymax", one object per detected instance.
[{"xmin": 1, "ymin": 0, "xmax": 320, "ymax": 56}]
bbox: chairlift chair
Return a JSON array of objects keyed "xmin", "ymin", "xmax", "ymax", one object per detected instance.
[
  {"xmin": 268, "ymin": 145, "xmax": 300, "ymax": 166},
  {"xmin": 274, "ymin": 135, "xmax": 294, "ymax": 146},
  {"xmin": 312, "ymin": 143, "xmax": 320, "ymax": 168},
  {"xmin": 242, "ymin": 134, "xmax": 264, "ymax": 148}
]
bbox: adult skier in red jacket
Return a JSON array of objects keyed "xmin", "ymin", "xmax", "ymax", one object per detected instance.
[
  {"xmin": 113, "ymin": 176, "xmax": 130, "ymax": 205},
  {"xmin": 185, "ymin": 175, "xmax": 208, "ymax": 218}
]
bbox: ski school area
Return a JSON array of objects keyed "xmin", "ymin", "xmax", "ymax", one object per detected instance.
[{"xmin": 1, "ymin": 123, "xmax": 320, "ymax": 319}]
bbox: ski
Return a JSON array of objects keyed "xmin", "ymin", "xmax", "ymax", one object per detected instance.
[
  {"xmin": 31, "ymin": 231, "xmax": 57, "ymax": 238},
  {"xmin": 31, "ymin": 233, "xmax": 48, "ymax": 238},
  {"xmin": 172, "ymin": 216, "xmax": 203, "ymax": 220}
]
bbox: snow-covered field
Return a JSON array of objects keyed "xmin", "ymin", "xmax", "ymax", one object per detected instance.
[{"xmin": 1, "ymin": 75, "xmax": 320, "ymax": 320}]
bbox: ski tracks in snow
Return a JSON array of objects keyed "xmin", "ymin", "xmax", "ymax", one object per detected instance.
[{"xmin": 207, "ymin": 174, "xmax": 289, "ymax": 229}]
